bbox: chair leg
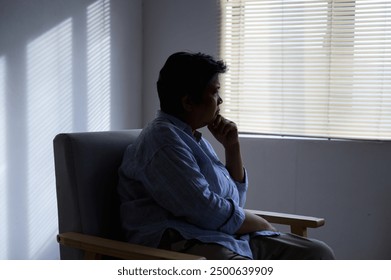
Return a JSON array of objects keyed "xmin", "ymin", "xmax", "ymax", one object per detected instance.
[
  {"xmin": 290, "ymin": 226, "xmax": 307, "ymax": 237},
  {"xmin": 84, "ymin": 251, "xmax": 102, "ymax": 260}
]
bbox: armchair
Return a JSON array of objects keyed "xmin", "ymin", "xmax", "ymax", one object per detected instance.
[{"xmin": 53, "ymin": 129, "xmax": 325, "ymax": 260}]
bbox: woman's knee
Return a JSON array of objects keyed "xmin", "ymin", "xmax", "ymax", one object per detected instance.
[{"xmin": 308, "ymin": 239, "xmax": 335, "ymax": 260}]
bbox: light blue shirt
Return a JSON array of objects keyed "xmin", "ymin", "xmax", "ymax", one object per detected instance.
[{"xmin": 117, "ymin": 111, "xmax": 253, "ymax": 258}]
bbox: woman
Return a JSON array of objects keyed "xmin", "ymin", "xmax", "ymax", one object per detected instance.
[{"xmin": 117, "ymin": 52, "xmax": 335, "ymax": 259}]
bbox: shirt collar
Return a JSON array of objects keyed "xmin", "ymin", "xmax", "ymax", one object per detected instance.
[{"xmin": 156, "ymin": 110, "xmax": 202, "ymax": 142}]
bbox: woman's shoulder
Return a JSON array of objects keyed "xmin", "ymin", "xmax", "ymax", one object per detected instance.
[{"xmin": 141, "ymin": 118, "xmax": 187, "ymax": 146}]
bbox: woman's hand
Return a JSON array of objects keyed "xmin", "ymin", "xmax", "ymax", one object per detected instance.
[
  {"xmin": 236, "ymin": 210, "xmax": 277, "ymax": 235},
  {"xmin": 208, "ymin": 114, "xmax": 239, "ymax": 149}
]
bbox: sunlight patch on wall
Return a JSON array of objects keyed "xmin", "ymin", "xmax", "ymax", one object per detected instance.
[
  {"xmin": 0, "ymin": 56, "xmax": 7, "ymax": 259},
  {"xmin": 26, "ymin": 18, "xmax": 73, "ymax": 259},
  {"xmin": 87, "ymin": 0, "xmax": 111, "ymax": 131}
]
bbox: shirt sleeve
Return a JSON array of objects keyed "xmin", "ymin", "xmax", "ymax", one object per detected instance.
[
  {"xmin": 139, "ymin": 144, "xmax": 245, "ymax": 235},
  {"xmin": 234, "ymin": 169, "xmax": 248, "ymax": 207}
]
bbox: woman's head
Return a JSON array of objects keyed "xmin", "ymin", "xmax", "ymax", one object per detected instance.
[{"xmin": 157, "ymin": 52, "xmax": 227, "ymax": 116}]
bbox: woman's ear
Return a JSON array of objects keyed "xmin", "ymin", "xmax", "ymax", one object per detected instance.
[{"xmin": 181, "ymin": 95, "xmax": 194, "ymax": 112}]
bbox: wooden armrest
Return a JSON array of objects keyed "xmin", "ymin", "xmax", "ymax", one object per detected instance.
[
  {"xmin": 57, "ymin": 232, "xmax": 205, "ymax": 260},
  {"xmin": 247, "ymin": 209, "xmax": 325, "ymax": 237}
]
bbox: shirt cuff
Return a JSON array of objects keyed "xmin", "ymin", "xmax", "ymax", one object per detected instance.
[
  {"xmin": 234, "ymin": 168, "xmax": 248, "ymax": 207},
  {"xmin": 218, "ymin": 200, "xmax": 245, "ymax": 234},
  {"xmin": 234, "ymin": 168, "xmax": 248, "ymax": 192}
]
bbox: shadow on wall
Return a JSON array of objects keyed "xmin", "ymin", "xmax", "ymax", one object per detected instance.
[{"xmin": 0, "ymin": 0, "xmax": 111, "ymax": 259}]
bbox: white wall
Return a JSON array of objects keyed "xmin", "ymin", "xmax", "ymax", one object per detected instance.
[
  {"xmin": 142, "ymin": 0, "xmax": 391, "ymax": 259},
  {"xmin": 241, "ymin": 137, "xmax": 391, "ymax": 259},
  {"xmin": 0, "ymin": 0, "xmax": 142, "ymax": 259}
]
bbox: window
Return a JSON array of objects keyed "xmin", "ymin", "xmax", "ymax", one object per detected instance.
[{"xmin": 220, "ymin": 0, "xmax": 391, "ymax": 140}]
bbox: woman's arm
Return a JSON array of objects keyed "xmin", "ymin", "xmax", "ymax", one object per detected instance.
[
  {"xmin": 208, "ymin": 116, "xmax": 277, "ymax": 234},
  {"xmin": 208, "ymin": 115, "xmax": 244, "ymax": 182}
]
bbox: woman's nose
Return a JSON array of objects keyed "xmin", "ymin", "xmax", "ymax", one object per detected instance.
[{"xmin": 218, "ymin": 96, "xmax": 223, "ymax": 105}]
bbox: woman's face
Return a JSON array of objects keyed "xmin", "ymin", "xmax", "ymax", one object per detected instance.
[{"xmin": 190, "ymin": 74, "xmax": 223, "ymax": 129}]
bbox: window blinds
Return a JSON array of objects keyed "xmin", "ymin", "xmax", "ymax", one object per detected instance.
[{"xmin": 220, "ymin": 0, "xmax": 391, "ymax": 140}]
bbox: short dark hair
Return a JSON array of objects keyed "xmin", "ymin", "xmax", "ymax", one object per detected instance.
[{"xmin": 157, "ymin": 52, "xmax": 227, "ymax": 115}]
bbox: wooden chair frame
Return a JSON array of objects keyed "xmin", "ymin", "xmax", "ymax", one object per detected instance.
[{"xmin": 57, "ymin": 210, "xmax": 324, "ymax": 260}]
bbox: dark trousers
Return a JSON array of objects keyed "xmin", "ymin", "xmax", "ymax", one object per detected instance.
[
  {"xmin": 249, "ymin": 233, "xmax": 335, "ymax": 260},
  {"xmin": 160, "ymin": 230, "xmax": 335, "ymax": 260}
]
